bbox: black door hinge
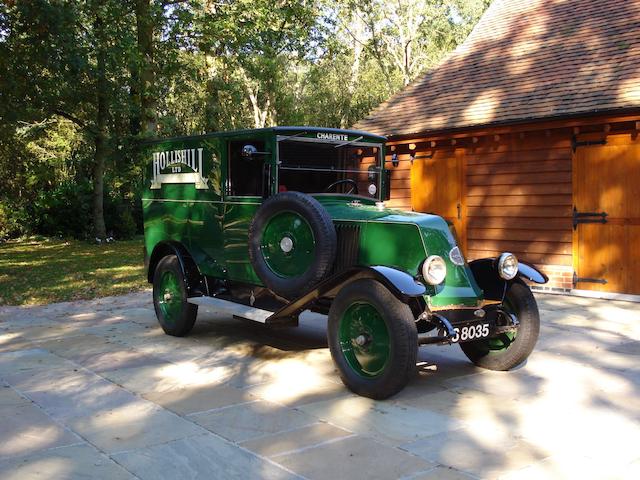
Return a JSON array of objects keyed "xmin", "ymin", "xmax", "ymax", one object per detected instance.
[
  {"xmin": 572, "ymin": 135, "xmax": 607, "ymax": 152},
  {"xmin": 573, "ymin": 206, "xmax": 608, "ymax": 230},
  {"xmin": 573, "ymin": 272, "xmax": 607, "ymax": 287}
]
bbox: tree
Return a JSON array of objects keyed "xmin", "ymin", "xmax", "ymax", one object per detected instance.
[
  {"xmin": 135, "ymin": 0, "xmax": 158, "ymax": 137},
  {"xmin": 332, "ymin": 0, "xmax": 490, "ymax": 89},
  {"xmin": 0, "ymin": 0, "xmax": 490, "ymax": 240},
  {"xmin": 1, "ymin": 0, "xmax": 135, "ymax": 239},
  {"xmin": 192, "ymin": 0, "xmax": 320, "ymax": 128}
]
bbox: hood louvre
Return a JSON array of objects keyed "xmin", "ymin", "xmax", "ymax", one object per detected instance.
[{"xmin": 332, "ymin": 223, "xmax": 361, "ymax": 274}]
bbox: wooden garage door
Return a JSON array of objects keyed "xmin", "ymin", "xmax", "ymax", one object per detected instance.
[
  {"xmin": 574, "ymin": 134, "xmax": 640, "ymax": 294},
  {"xmin": 410, "ymin": 148, "xmax": 465, "ymax": 251}
]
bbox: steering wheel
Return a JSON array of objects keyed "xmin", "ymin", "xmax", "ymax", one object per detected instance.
[{"xmin": 324, "ymin": 178, "xmax": 359, "ymax": 195}]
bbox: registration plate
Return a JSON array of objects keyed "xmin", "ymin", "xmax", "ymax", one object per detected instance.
[{"xmin": 451, "ymin": 323, "xmax": 490, "ymax": 343}]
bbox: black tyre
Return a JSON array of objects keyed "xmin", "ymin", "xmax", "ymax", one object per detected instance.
[
  {"xmin": 328, "ymin": 279, "xmax": 418, "ymax": 399},
  {"xmin": 248, "ymin": 191, "xmax": 337, "ymax": 298},
  {"xmin": 152, "ymin": 255, "xmax": 197, "ymax": 337},
  {"xmin": 460, "ymin": 281, "xmax": 540, "ymax": 370}
]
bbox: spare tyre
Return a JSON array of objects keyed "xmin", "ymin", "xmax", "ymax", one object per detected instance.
[{"xmin": 248, "ymin": 191, "xmax": 337, "ymax": 298}]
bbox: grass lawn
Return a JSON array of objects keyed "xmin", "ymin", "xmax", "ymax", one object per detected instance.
[{"xmin": 0, "ymin": 237, "xmax": 148, "ymax": 306}]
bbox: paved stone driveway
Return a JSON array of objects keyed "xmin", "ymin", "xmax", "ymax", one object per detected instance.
[{"xmin": 0, "ymin": 292, "xmax": 639, "ymax": 479}]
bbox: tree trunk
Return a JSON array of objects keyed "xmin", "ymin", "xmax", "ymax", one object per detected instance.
[
  {"xmin": 341, "ymin": 21, "xmax": 364, "ymax": 129},
  {"xmin": 93, "ymin": 8, "xmax": 108, "ymax": 240},
  {"xmin": 128, "ymin": 61, "xmax": 141, "ymax": 136},
  {"xmin": 92, "ymin": 131, "xmax": 107, "ymax": 240},
  {"xmin": 136, "ymin": 0, "xmax": 157, "ymax": 137},
  {"xmin": 248, "ymin": 88, "xmax": 269, "ymax": 128}
]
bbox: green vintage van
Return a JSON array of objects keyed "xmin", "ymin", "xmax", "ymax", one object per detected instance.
[{"xmin": 142, "ymin": 126, "xmax": 548, "ymax": 399}]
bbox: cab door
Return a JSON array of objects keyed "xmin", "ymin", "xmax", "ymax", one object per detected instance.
[{"xmin": 222, "ymin": 138, "xmax": 270, "ymax": 284}]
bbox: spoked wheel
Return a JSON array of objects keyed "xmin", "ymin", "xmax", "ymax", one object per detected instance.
[
  {"xmin": 339, "ymin": 302, "xmax": 391, "ymax": 378},
  {"xmin": 460, "ymin": 281, "xmax": 540, "ymax": 370},
  {"xmin": 152, "ymin": 255, "xmax": 197, "ymax": 337},
  {"xmin": 328, "ymin": 279, "xmax": 417, "ymax": 399}
]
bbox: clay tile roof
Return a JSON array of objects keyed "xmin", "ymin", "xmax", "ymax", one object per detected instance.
[{"xmin": 355, "ymin": 0, "xmax": 640, "ymax": 137}]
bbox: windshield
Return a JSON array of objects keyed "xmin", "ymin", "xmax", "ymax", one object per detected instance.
[{"xmin": 277, "ymin": 138, "xmax": 383, "ymax": 199}]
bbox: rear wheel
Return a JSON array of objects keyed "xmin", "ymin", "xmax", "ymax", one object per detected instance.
[
  {"xmin": 460, "ymin": 282, "xmax": 539, "ymax": 370},
  {"xmin": 328, "ymin": 279, "xmax": 417, "ymax": 399},
  {"xmin": 152, "ymin": 255, "xmax": 197, "ymax": 337}
]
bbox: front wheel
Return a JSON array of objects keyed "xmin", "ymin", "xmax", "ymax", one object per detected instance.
[
  {"xmin": 460, "ymin": 281, "xmax": 540, "ymax": 370},
  {"xmin": 152, "ymin": 255, "xmax": 197, "ymax": 337},
  {"xmin": 327, "ymin": 279, "xmax": 418, "ymax": 399}
]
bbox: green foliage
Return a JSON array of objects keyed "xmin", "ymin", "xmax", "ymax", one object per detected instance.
[
  {"xmin": 104, "ymin": 195, "xmax": 140, "ymax": 240},
  {"xmin": 0, "ymin": 0, "xmax": 490, "ymax": 241},
  {"xmin": 0, "ymin": 200, "xmax": 31, "ymax": 241},
  {"xmin": 33, "ymin": 181, "xmax": 94, "ymax": 239},
  {"xmin": 29, "ymin": 180, "xmax": 141, "ymax": 240}
]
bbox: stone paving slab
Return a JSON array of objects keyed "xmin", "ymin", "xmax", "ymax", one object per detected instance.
[
  {"xmin": 100, "ymin": 361, "xmax": 236, "ymax": 395},
  {"xmin": 299, "ymin": 395, "xmax": 462, "ymax": 446},
  {"xmin": 24, "ymin": 378, "xmax": 140, "ymax": 422},
  {"xmin": 189, "ymin": 399, "xmax": 318, "ymax": 443},
  {"xmin": 143, "ymin": 383, "xmax": 258, "ymax": 415},
  {"xmin": 33, "ymin": 334, "xmax": 121, "ymax": 358},
  {"xmin": 0, "ymin": 291, "xmax": 639, "ymax": 479},
  {"xmin": 401, "ymin": 429, "xmax": 550, "ymax": 479},
  {"xmin": 0, "ymin": 403, "xmax": 79, "ymax": 459},
  {"xmin": 245, "ymin": 371, "xmax": 348, "ymax": 406},
  {"xmin": 239, "ymin": 422, "xmax": 353, "ymax": 458},
  {"xmin": 70, "ymin": 349, "xmax": 167, "ymax": 373},
  {"xmin": 0, "ymin": 384, "xmax": 30, "ymax": 407},
  {"xmin": 68, "ymin": 400, "xmax": 205, "ymax": 454},
  {"xmin": 409, "ymin": 466, "xmax": 478, "ymax": 480},
  {"xmin": 273, "ymin": 435, "xmax": 434, "ymax": 480},
  {"xmin": 0, "ymin": 348, "xmax": 69, "ymax": 375},
  {"xmin": 500, "ymin": 453, "xmax": 634, "ymax": 480},
  {"xmin": 0, "ymin": 444, "xmax": 134, "ymax": 480},
  {"xmin": 111, "ymin": 433, "xmax": 300, "ymax": 480}
]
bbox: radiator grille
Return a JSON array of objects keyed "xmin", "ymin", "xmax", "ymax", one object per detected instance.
[{"xmin": 333, "ymin": 223, "xmax": 361, "ymax": 273}]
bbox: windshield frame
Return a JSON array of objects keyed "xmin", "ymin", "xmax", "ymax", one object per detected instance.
[{"xmin": 275, "ymin": 135, "xmax": 384, "ymax": 200}]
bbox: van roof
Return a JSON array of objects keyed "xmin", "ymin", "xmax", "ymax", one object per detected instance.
[{"xmin": 140, "ymin": 126, "xmax": 387, "ymax": 145}]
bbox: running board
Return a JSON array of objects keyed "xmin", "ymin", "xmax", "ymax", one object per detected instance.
[{"xmin": 187, "ymin": 296, "xmax": 274, "ymax": 323}]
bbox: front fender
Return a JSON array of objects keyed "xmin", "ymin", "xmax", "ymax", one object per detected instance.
[
  {"xmin": 368, "ymin": 266, "xmax": 426, "ymax": 298},
  {"xmin": 518, "ymin": 260, "xmax": 549, "ymax": 284},
  {"xmin": 469, "ymin": 257, "xmax": 548, "ymax": 301}
]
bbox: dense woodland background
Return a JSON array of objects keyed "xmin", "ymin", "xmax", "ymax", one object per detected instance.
[{"xmin": 0, "ymin": 0, "xmax": 489, "ymax": 241}]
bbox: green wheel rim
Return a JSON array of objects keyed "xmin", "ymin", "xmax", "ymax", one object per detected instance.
[
  {"xmin": 487, "ymin": 298, "xmax": 518, "ymax": 351},
  {"xmin": 338, "ymin": 302, "xmax": 390, "ymax": 378},
  {"xmin": 260, "ymin": 211, "xmax": 315, "ymax": 278},
  {"xmin": 156, "ymin": 270, "xmax": 182, "ymax": 325}
]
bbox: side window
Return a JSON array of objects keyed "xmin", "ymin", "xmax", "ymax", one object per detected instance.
[{"xmin": 227, "ymin": 140, "xmax": 266, "ymax": 196}]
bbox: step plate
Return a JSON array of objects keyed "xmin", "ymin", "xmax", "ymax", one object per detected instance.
[{"xmin": 187, "ymin": 296, "xmax": 273, "ymax": 323}]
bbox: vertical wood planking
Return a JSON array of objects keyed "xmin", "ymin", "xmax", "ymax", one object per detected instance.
[
  {"xmin": 574, "ymin": 134, "xmax": 640, "ymax": 294},
  {"xmin": 464, "ymin": 131, "xmax": 573, "ymax": 269}
]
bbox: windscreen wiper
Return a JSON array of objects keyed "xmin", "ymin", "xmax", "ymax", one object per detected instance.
[{"xmin": 334, "ymin": 136, "xmax": 363, "ymax": 148}]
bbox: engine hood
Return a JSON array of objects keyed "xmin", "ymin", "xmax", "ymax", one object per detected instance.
[{"xmin": 314, "ymin": 195, "xmax": 484, "ymax": 308}]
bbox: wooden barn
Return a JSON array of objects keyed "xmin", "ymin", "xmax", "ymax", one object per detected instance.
[{"xmin": 356, "ymin": 0, "xmax": 640, "ymax": 299}]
